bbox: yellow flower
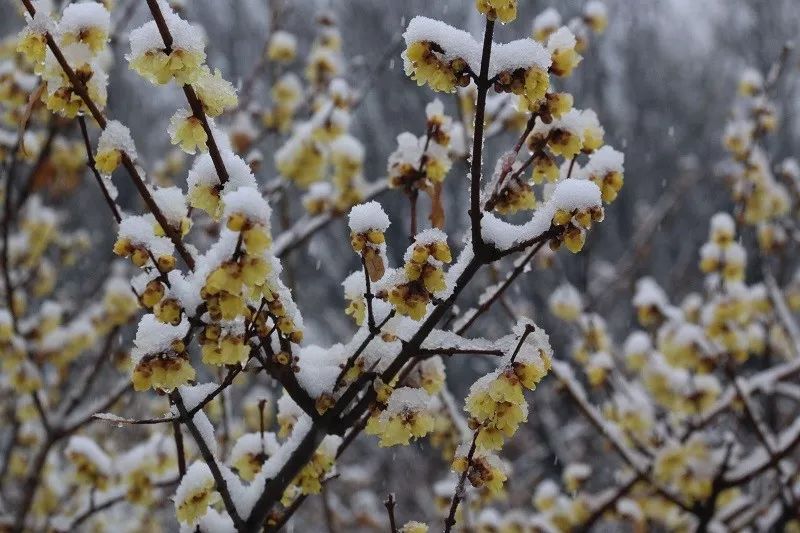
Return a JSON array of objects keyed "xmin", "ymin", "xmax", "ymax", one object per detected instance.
[
  {"xmin": 95, "ymin": 148, "xmax": 122, "ymax": 175},
  {"xmin": 549, "ymin": 33, "xmax": 582, "ymax": 77},
  {"xmin": 282, "ymin": 436, "xmax": 340, "ymax": 504},
  {"xmin": 16, "ymin": 30, "xmax": 47, "ymax": 66},
  {"xmin": 453, "ymin": 448, "xmax": 508, "ymax": 498},
  {"xmin": 584, "ymin": 6, "xmax": 608, "ymax": 34},
  {"xmin": 545, "ymin": 92, "xmax": 573, "ymax": 119},
  {"xmin": 563, "ymin": 225, "xmax": 586, "ymax": 253},
  {"xmin": 276, "ymin": 137, "xmax": 326, "ymax": 188},
  {"xmin": 131, "ymin": 341, "xmax": 195, "ymax": 392},
  {"xmin": 188, "ymin": 184, "xmax": 221, "ymax": 218},
  {"xmin": 365, "ymin": 388, "xmax": 435, "ymax": 447},
  {"xmin": 400, "ymin": 521, "xmax": 429, "ymax": 533},
  {"xmin": 522, "ymin": 67, "xmax": 550, "ymax": 107},
  {"xmin": 267, "ymin": 31, "xmax": 297, "ymax": 63},
  {"xmin": 175, "ymin": 462, "xmax": 219, "ymax": 525},
  {"xmin": 494, "ymin": 182, "xmax": 537, "ymax": 215},
  {"xmin": 476, "ymin": 0, "xmax": 517, "ymax": 23},
  {"xmin": 130, "ymin": 48, "xmax": 205, "ymax": 85},
  {"xmin": 61, "ymin": 27, "xmax": 108, "ymax": 54},
  {"xmin": 388, "ymin": 284, "xmax": 428, "ymax": 320},
  {"xmin": 140, "ymin": 279, "xmax": 165, "ymax": 308},
  {"xmin": 201, "ymin": 331, "xmax": 250, "ymax": 367},
  {"xmin": 345, "ymin": 297, "xmax": 366, "ymax": 326},
  {"xmin": 66, "ymin": 437, "xmax": 111, "ymax": 491},
  {"xmin": 531, "ymin": 153, "xmax": 559, "ymax": 183},
  {"xmin": 465, "ymin": 370, "xmax": 528, "ymax": 450},
  {"xmin": 548, "ymin": 128, "xmax": 583, "ymax": 158},
  {"xmin": 404, "ymin": 41, "xmax": 467, "ymax": 93},
  {"xmin": 169, "ymin": 112, "xmax": 208, "ymax": 154},
  {"xmin": 192, "ymin": 66, "xmax": 238, "ymax": 117}
]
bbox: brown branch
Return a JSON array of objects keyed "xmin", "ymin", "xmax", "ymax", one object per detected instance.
[
  {"xmin": 95, "ymin": 366, "xmax": 242, "ymax": 426},
  {"xmin": 360, "ymin": 255, "xmax": 376, "ymax": 332},
  {"xmin": 1, "ymin": 133, "xmax": 23, "ymax": 333},
  {"xmin": 456, "ymin": 239, "xmax": 547, "ymax": 335},
  {"xmin": 469, "ymin": 18, "xmax": 495, "ymax": 254},
  {"xmin": 145, "ymin": 0, "xmax": 230, "ymax": 185},
  {"xmin": 581, "ymin": 473, "xmax": 641, "ymax": 530},
  {"xmin": 384, "ymin": 493, "xmax": 398, "ymax": 533},
  {"xmin": 723, "ymin": 371, "xmax": 800, "ymax": 502},
  {"xmin": 77, "ymin": 116, "xmax": 120, "ymax": 223},
  {"xmin": 332, "ymin": 310, "xmax": 395, "ymax": 391},
  {"xmin": 444, "ymin": 430, "xmax": 479, "ymax": 533},
  {"xmin": 61, "ymin": 328, "xmax": 118, "ymax": 416},
  {"xmin": 172, "ymin": 418, "xmax": 187, "ymax": 477},
  {"xmin": 171, "ymin": 393, "xmax": 245, "ymax": 529},
  {"xmin": 418, "ymin": 347, "xmax": 503, "ymax": 358}
]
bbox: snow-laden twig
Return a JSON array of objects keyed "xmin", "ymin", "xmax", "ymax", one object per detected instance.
[
  {"xmin": 20, "ymin": 0, "xmax": 195, "ymax": 269},
  {"xmin": 764, "ymin": 268, "xmax": 800, "ymax": 355},
  {"xmin": 272, "ymin": 181, "xmax": 388, "ymax": 258},
  {"xmin": 551, "ymin": 360, "xmax": 693, "ymax": 511}
]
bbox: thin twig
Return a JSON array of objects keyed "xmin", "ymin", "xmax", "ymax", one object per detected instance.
[
  {"xmin": 469, "ymin": 19, "xmax": 495, "ymax": 254},
  {"xmin": 77, "ymin": 116, "xmax": 120, "ymax": 223},
  {"xmin": 384, "ymin": 493, "xmax": 398, "ymax": 533},
  {"xmin": 443, "ymin": 430, "xmax": 479, "ymax": 533}
]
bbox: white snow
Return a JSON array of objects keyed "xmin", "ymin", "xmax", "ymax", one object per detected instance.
[
  {"xmin": 347, "ymin": 201, "xmax": 390, "ymax": 233},
  {"xmin": 65, "ymin": 435, "xmax": 112, "ymax": 476},
  {"xmin": 403, "ymin": 16, "xmax": 551, "ymax": 80},
  {"xmin": 130, "ymin": 314, "xmax": 190, "ymax": 366},
  {"xmin": 97, "ymin": 120, "xmax": 136, "ymax": 158},
  {"xmin": 174, "ymin": 461, "xmax": 214, "ymax": 522},
  {"xmin": 222, "ymin": 187, "xmax": 272, "ymax": 226},
  {"xmin": 128, "ymin": 6, "xmax": 205, "ymax": 58},
  {"xmin": 59, "ymin": 2, "xmax": 110, "ymax": 36},
  {"xmin": 151, "ymin": 186, "xmax": 188, "ymax": 225},
  {"xmin": 481, "ymin": 178, "xmax": 602, "ymax": 251},
  {"xmin": 533, "ymin": 8, "xmax": 562, "ymax": 35}
]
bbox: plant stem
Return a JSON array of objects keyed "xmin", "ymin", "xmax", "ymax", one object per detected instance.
[{"xmin": 469, "ymin": 19, "xmax": 495, "ymax": 255}]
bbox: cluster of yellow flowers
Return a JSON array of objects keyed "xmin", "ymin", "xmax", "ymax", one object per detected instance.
[
  {"xmin": 128, "ymin": 8, "xmax": 238, "ymax": 159},
  {"xmin": 582, "ymin": 145, "xmax": 625, "ymax": 204},
  {"xmin": 528, "ymin": 108, "xmax": 604, "ymax": 162},
  {"xmin": 266, "ymin": 17, "xmax": 368, "ymax": 214},
  {"xmin": 496, "ymin": 179, "xmax": 538, "ymax": 215},
  {"xmin": 18, "ymin": 3, "xmax": 112, "ymax": 118},
  {"xmin": 348, "ymin": 201, "xmax": 390, "ymax": 285},
  {"xmin": 464, "ymin": 323, "xmax": 551, "ymax": 451},
  {"xmin": 399, "ymin": 521, "xmax": 429, "ymax": 533},
  {"xmin": 653, "ymin": 436, "xmax": 715, "ymax": 503},
  {"xmin": 452, "ymin": 445, "xmax": 509, "ymax": 499},
  {"xmin": 281, "ymin": 434, "xmax": 341, "ymax": 505},
  {"xmin": 699, "ymin": 213, "xmax": 746, "ymax": 284},
  {"xmin": 203, "ymin": 227, "xmax": 270, "ymax": 320},
  {"xmin": 262, "ymin": 72, "xmax": 303, "ymax": 134},
  {"xmin": 2, "ymin": 199, "xmax": 64, "ymax": 314},
  {"xmin": 128, "ymin": 11, "xmax": 205, "ymax": 86},
  {"xmin": 118, "ymin": 436, "xmax": 178, "ymax": 505},
  {"xmin": 721, "ymin": 67, "xmax": 790, "ymax": 227},
  {"xmin": 365, "ymin": 385, "xmax": 436, "ymax": 447},
  {"xmin": 388, "ymin": 100, "xmax": 454, "ymax": 192},
  {"xmin": 403, "ymin": 40, "xmax": 470, "ymax": 93},
  {"xmin": 131, "ymin": 341, "xmax": 194, "ymax": 392},
  {"xmin": 304, "ymin": 12, "xmax": 343, "ymax": 88},
  {"xmin": 387, "ymin": 231, "xmax": 452, "ymax": 320},
  {"xmin": 278, "ymin": 104, "xmax": 365, "ymax": 213},
  {"xmin": 550, "ymin": 204, "xmax": 605, "ymax": 253}
]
